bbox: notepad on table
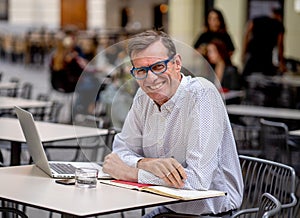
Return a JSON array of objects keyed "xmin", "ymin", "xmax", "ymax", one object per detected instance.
[{"xmin": 100, "ymin": 180, "xmax": 226, "ymax": 200}]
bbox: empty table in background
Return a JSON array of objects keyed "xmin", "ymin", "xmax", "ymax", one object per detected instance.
[
  {"xmin": 0, "ymin": 117, "xmax": 108, "ymax": 166},
  {"xmin": 0, "ymin": 82, "xmax": 18, "ymax": 96},
  {"xmin": 0, "ymin": 96, "xmax": 52, "ymax": 110},
  {"xmin": 226, "ymin": 104, "xmax": 300, "ymax": 120}
]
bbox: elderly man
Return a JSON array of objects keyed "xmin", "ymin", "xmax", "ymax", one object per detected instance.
[{"xmin": 103, "ymin": 30, "xmax": 243, "ymax": 218}]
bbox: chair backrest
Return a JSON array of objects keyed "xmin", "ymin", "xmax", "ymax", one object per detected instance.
[
  {"xmin": 259, "ymin": 118, "xmax": 291, "ymax": 164},
  {"xmin": 257, "ymin": 193, "xmax": 282, "ymax": 218},
  {"xmin": 19, "ymin": 82, "xmax": 33, "ymax": 99},
  {"xmin": 0, "ymin": 207, "xmax": 28, "ymax": 218},
  {"xmin": 244, "ymin": 73, "xmax": 267, "ymax": 106},
  {"xmin": 48, "ymin": 101, "xmax": 63, "ymax": 123},
  {"xmin": 30, "ymin": 99, "xmax": 62, "ymax": 123},
  {"xmin": 31, "ymin": 94, "xmax": 49, "ymax": 121},
  {"xmin": 238, "ymin": 155, "xmax": 297, "ymax": 217},
  {"xmin": 7, "ymin": 77, "xmax": 20, "ymax": 97},
  {"xmin": 231, "ymin": 123, "xmax": 262, "ymax": 157},
  {"xmin": 36, "ymin": 93, "xmax": 49, "ymax": 101}
]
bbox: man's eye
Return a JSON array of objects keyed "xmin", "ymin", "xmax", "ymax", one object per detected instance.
[
  {"xmin": 152, "ymin": 63, "xmax": 165, "ymax": 71},
  {"xmin": 136, "ymin": 69, "xmax": 146, "ymax": 75}
]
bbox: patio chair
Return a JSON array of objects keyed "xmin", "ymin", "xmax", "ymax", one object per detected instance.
[
  {"xmin": 0, "ymin": 207, "xmax": 28, "ymax": 218},
  {"xmin": 152, "ymin": 192, "xmax": 282, "ymax": 218},
  {"xmin": 151, "ymin": 155, "xmax": 297, "ymax": 218},
  {"xmin": 233, "ymin": 192, "xmax": 282, "ymax": 218},
  {"xmin": 257, "ymin": 193, "xmax": 282, "ymax": 218},
  {"xmin": 19, "ymin": 82, "xmax": 33, "ymax": 99},
  {"xmin": 231, "ymin": 123, "xmax": 262, "ymax": 157},
  {"xmin": 259, "ymin": 118, "xmax": 292, "ymax": 165},
  {"xmin": 234, "ymin": 155, "xmax": 297, "ymax": 217}
]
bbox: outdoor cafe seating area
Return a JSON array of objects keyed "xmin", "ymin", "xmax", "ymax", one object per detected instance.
[{"xmin": 0, "ymin": 29, "xmax": 300, "ymax": 218}]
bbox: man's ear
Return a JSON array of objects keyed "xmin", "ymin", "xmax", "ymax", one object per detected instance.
[{"xmin": 174, "ymin": 54, "xmax": 182, "ymax": 71}]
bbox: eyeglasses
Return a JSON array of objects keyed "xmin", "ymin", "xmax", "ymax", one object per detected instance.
[{"xmin": 130, "ymin": 55, "xmax": 175, "ymax": 80}]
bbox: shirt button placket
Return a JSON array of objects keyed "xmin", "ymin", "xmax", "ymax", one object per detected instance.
[{"xmin": 158, "ymin": 114, "xmax": 166, "ymax": 157}]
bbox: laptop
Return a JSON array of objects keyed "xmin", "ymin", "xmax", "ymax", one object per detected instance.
[{"xmin": 14, "ymin": 106, "xmax": 112, "ymax": 179}]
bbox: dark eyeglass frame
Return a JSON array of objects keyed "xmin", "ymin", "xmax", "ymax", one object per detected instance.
[{"xmin": 130, "ymin": 55, "xmax": 175, "ymax": 80}]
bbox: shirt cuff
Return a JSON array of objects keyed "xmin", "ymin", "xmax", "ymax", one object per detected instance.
[
  {"xmin": 124, "ymin": 156, "xmax": 143, "ymax": 168},
  {"xmin": 138, "ymin": 169, "xmax": 165, "ymax": 185}
]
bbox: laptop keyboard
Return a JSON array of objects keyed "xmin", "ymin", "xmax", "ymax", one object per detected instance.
[{"xmin": 49, "ymin": 163, "xmax": 77, "ymax": 174}]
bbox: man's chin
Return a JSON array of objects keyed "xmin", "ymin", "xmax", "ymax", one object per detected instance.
[{"xmin": 149, "ymin": 94, "xmax": 169, "ymax": 106}]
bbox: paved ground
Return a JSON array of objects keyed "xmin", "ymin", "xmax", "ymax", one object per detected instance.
[{"xmin": 0, "ymin": 60, "xmax": 50, "ymax": 98}]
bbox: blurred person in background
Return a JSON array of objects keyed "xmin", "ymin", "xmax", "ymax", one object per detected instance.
[
  {"xmin": 241, "ymin": 7, "xmax": 286, "ymax": 107},
  {"xmin": 206, "ymin": 39, "xmax": 242, "ymax": 91},
  {"xmin": 193, "ymin": 8, "xmax": 235, "ymax": 60},
  {"xmin": 49, "ymin": 31, "xmax": 87, "ymax": 123},
  {"xmin": 242, "ymin": 7, "xmax": 286, "ymax": 82}
]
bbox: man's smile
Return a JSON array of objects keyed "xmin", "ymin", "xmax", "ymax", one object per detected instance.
[{"xmin": 148, "ymin": 81, "xmax": 165, "ymax": 91}]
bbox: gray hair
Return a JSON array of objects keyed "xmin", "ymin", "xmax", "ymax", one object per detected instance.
[{"xmin": 127, "ymin": 30, "xmax": 176, "ymax": 59}]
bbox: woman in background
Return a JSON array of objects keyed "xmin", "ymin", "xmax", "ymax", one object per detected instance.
[
  {"xmin": 193, "ymin": 8, "xmax": 235, "ymax": 59},
  {"xmin": 49, "ymin": 31, "xmax": 87, "ymax": 123},
  {"xmin": 206, "ymin": 39, "xmax": 242, "ymax": 91}
]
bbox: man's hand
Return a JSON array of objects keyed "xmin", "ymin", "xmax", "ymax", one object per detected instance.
[
  {"xmin": 137, "ymin": 158, "xmax": 187, "ymax": 188},
  {"xmin": 103, "ymin": 153, "xmax": 138, "ymax": 182}
]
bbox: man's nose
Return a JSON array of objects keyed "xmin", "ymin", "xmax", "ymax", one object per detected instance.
[{"xmin": 146, "ymin": 69, "xmax": 158, "ymax": 81}]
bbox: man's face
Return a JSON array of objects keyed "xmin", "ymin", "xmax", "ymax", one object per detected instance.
[{"xmin": 131, "ymin": 41, "xmax": 182, "ymax": 106}]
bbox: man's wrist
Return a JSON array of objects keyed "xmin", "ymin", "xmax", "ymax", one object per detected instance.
[
  {"xmin": 121, "ymin": 166, "xmax": 139, "ymax": 182},
  {"xmin": 137, "ymin": 158, "xmax": 151, "ymax": 169},
  {"xmin": 136, "ymin": 158, "xmax": 144, "ymax": 168},
  {"xmin": 137, "ymin": 157, "xmax": 157, "ymax": 169}
]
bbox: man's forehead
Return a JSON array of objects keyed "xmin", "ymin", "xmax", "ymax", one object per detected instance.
[
  {"xmin": 131, "ymin": 55, "xmax": 167, "ymax": 61},
  {"xmin": 132, "ymin": 41, "xmax": 168, "ymax": 56}
]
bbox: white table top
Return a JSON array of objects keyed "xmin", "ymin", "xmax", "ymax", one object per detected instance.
[
  {"xmin": 272, "ymin": 74, "xmax": 300, "ymax": 87},
  {"xmin": 0, "ymin": 82, "xmax": 18, "ymax": 90},
  {"xmin": 0, "ymin": 96, "xmax": 52, "ymax": 110},
  {"xmin": 0, "ymin": 117, "xmax": 108, "ymax": 143},
  {"xmin": 0, "ymin": 165, "xmax": 178, "ymax": 217},
  {"xmin": 289, "ymin": 129, "xmax": 300, "ymax": 137},
  {"xmin": 226, "ymin": 104, "xmax": 300, "ymax": 120},
  {"xmin": 246, "ymin": 73, "xmax": 300, "ymax": 87},
  {"xmin": 223, "ymin": 90, "xmax": 245, "ymax": 101}
]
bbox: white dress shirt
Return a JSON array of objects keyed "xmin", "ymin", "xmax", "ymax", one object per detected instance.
[{"xmin": 113, "ymin": 75, "xmax": 244, "ymax": 215}]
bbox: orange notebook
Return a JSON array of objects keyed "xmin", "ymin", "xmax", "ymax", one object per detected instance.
[{"xmin": 100, "ymin": 180, "xmax": 226, "ymax": 200}]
